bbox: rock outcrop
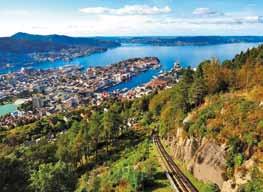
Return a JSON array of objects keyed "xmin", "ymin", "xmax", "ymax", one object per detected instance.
[
  {"xmin": 221, "ymin": 159, "xmax": 254, "ymax": 192},
  {"xmin": 166, "ymin": 127, "xmax": 260, "ymax": 191},
  {"xmin": 187, "ymin": 140, "xmax": 226, "ymax": 187},
  {"xmin": 167, "ymin": 127, "xmax": 227, "ymax": 188}
]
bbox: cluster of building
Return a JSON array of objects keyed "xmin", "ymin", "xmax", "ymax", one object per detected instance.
[
  {"xmin": 29, "ymin": 47, "xmax": 106, "ymax": 63},
  {"xmin": 0, "ymin": 57, "xmax": 161, "ymax": 129},
  {"xmin": 119, "ymin": 62, "xmax": 182, "ymax": 100}
]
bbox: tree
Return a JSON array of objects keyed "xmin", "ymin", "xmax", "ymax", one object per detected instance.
[
  {"xmin": 89, "ymin": 111, "xmax": 102, "ymax": 161},
  {"xmin": 180, "ymin": 67, "xmax": 194, "ymax": 84},
  {"xmin": 0, "ymin": 157, "xmax": 29, "ymax": 192},
  {"xmin": 30, "ymin": 161, "xmax": 76, "ymax": 192},
  {"xmin": 159, "ymin": 103, "xmax": 176, "ymax": 136},
  {"xmin": 202, "ymin": 59, "xmax": 228, "ymax": 94},
  {"xmin": 75, "ymin": 173, "xmax": 89, "ymax": 192},
  {"xmin": 172, "ymin": 80, "xmax": 191, "ymax": 114},
  {"xmin": 56, "ymin": 134, "xmax": 72, "ymax": 163},
  {"xmin": 189, "ymin": 77, "xmax": 208, "ymax": 107},
  {"xmin": 103, "ymin": 110, "xmax": 115, "ymax": 153}
]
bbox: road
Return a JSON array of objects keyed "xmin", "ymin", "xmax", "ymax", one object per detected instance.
[{"xmin": 153, "ymin": 135, "xmax": 199, "ymax": 192}]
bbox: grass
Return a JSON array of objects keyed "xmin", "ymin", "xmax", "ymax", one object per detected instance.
[
  {"xmin": 144, "ymin": 142, "xmax": 173, "ymax": 192},
  {"xmin": 79, "ymin": 136, "xmax": 173, "ymax": 192}
]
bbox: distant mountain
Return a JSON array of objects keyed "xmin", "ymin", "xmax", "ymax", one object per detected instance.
[
  {"xmin": 0, "ymin": 32, "xmax": 120, "ymax": 54},
  {"xmin": 0, "ymin": 37, "xmax": 68, "ymax": 54},
  {"xmin": 2, "ymin": 33, "xmax": 263, "ymax": 54},
  {"xmin": 12, "ymin": 32, "xmax": 120, "ymax": 48},
  {"xmin": 116, "ymin": 36, "xmax": 263, "ymax": 46}
]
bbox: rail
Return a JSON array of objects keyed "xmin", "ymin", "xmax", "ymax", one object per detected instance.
[{"xmin": 153, "ymin": 135, "xmax": 198, "ymax": 192}]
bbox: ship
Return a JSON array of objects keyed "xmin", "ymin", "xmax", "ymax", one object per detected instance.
[{"xmin": 173, "ymin": 61, "xmax": 181, "ymax": 72}]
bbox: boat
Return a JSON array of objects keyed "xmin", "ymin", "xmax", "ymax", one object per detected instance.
[
  {"xmin": 174, "ymin": 61, "xmax": 181, "ymax": 69},
  {"xmin": 153, "ymin": 64, "xmax": 161, "ymax": 69}
]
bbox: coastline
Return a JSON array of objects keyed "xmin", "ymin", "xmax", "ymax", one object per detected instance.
[{"xmin": 0, "ymin": 99, "xmax": 28, "ymax": 117}]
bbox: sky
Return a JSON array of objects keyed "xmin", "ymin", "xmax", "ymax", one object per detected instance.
[{"xmin": 1, "ymin": 0, "xmax": 263, "ymax": 37}]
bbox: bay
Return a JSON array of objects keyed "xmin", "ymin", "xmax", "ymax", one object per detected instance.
[{"xmin": 1, "ymin": 43, "xmax": 261, "ymax": 91}]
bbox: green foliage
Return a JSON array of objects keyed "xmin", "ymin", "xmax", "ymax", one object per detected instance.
[
  {"xmin": 75, "ymin": 173, "xmax": 89, "ymax": 192},
  {"xmin": 149, "ymin": 88, "xmax": 173, "ymax": 116},
  {"xmin": 0, "ymin": 157, "xmax": 29, "ymax": 192},
  {"xmin": 189, "ymin": 77, "xmax": 208, "ymax": 107},
  {"xmin": 2, "ymin": 43, "xmax": 263, "ymax": 191},
  {"xmin": 239, "ymin": 100, "xmax": 256, "ymax": 113},
  {"xmin": 98, "ymin": 140, "xmax": 154, "ymax": 192},
  {"xmin": 244, "ymin": 132, "xmax": 256, "ymax": 147},
  {"xmin": 258, "ymin": 120, "xmax": 263, "ymax": 129},
  {"xmin": 159, "ymin": 103, "xmax": 176, "ymax": 136},
  {"xmin": 234, "ymin": 153, "xmax": 244, "ymax": 166},
  {"xmin": 139, "ymin": 112, "xmax": 153, "ymax": 127},
  {"xmin": 18, "ymin": 101, "xmax": 33, "ymax": 111},
  {"xmin": 30, "ymin": 161, "xmax": 77, "ymax": 192},
  {"xmin": 201, "ymin": 59, "xmax": 228, "ymax": 94},
  {"xmin": 226, "ymin": 137, "xmax": 245, "ymax": 177},
  {"xmin": 56, "ymin": 120, "xmax": 89, "ymax": 163},
  {"xmin": 188, "ymin": 106, "xmax": 216, "ymax": 137},
  {"xmin": 201, "ymin": 183, "xmax": 220, "ymax": 192},
  {"xmin": 240, "ymin": 168, "xmax": 263, "ymax": 192},
  {"xmin": 22, "ymin": 140, "xmax": 57, "ymax": 165}
]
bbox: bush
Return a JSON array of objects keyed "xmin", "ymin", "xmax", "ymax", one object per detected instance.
[
  {"xmin": 234, "ymin": 153, "xmax": 244, "ymax": 166},
  {"xmin": 188, "ymin": 107, "xmax": 216, "ymax": 137},
  {"xmin": 201, "ymin": 183, "xmax": 220, "ymax": 192},
  {"xmin": 240, "ymin": 168, "xmax": 263, "ymax": 192},
  {"xmin": 30, "ymin": 161, "xmax": 77, "ymax": 192}
]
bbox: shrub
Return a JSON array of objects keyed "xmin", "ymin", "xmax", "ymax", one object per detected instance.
[
  {"xmin": 29, "ymin": 161, "xmax": 77, "ymax": 192},
  {"xmin": 234, "ymin": 153, "xmax": 244, "ymax": 166}
]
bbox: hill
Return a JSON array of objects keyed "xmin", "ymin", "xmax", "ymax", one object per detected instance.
[
  {"xmin": 0, "ymin": 33, "xmax": 120, "ymax": 54},
  {"xmin": 0, "ymin": 43, "xmax": 263, "ymax": 191},
  {"xmin": 0, "ymin": 37, "xmax": 68, "ymax": 54},
  {"xmin": 11, "ymin": 32, "xmax": 120, "ymax": 49},
  {"xmin": 146, "ymin": 44, "xmax": 263, "ymax": 191},
  {"xmin": 0, "ymin": 33, "xmax": 121, "ymax": 70},
  {"xmin": 117, "ymin": 36, "xmax": 263, "ymax": 46}
]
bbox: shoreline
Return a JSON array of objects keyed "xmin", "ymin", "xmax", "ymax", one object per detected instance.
[{"xmin": 0, "ymin": 99, "xmax": 28, "ymax": 117}]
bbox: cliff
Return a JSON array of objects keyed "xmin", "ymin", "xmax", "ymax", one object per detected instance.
[
  {"xmin": 166, "ymin": 127, "xmax": 227, "ymax": 188},
  {"xmin": 164, "ymin": 89, "xmax": 263, "ymax": 191}
]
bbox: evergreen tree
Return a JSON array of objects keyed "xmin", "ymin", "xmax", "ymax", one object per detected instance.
[{"xmin": 30, "ymin": 161, "xmax": 76, "ymax": 192}]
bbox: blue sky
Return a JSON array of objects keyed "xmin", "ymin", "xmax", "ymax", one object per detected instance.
[{"xmin": 1, "ymin": 0, "xmax": 263, "ymax": 36}]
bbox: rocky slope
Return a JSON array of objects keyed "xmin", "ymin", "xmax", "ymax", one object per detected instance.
[
  {"xmin": 165, "ymin": 126, "xmax": 259, "ymax": 191},
  {"xmin": 166, "ymin": 127, "xmax": 226, "ymax": 188}
]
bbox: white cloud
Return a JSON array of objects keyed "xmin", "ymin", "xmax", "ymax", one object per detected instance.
[
  {"xmin": 243, "ymin": 16, "xmax": 263, "ymax": 24},
  {"xmin": 193, "ymin": 8, "xmax": 222, "ymax": 16},
  {"xmin": 79, "ymin": 5, "xmax": 172, "ymax": 15},
  {"xmin": 154, "ymin": 15, "xmax": 263, "ymax": 25},
  {"xmin": 79, "ymin": 7, "xmax": 109, "ymax": 15},
  {"xmin": 189, "ymin": 16, "xmax": 263, "ymax": 25},
  {"xmin": 1, "ymin": 6, "xmax": 263, "ymax": 37}
]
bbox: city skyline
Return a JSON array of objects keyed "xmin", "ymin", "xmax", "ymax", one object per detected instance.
[{"xmin": 1, "ymin": 0, "xmax": 263, "ymax": 37}]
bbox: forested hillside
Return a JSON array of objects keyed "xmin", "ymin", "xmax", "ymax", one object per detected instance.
[
  {"xmin": 117, "ymin": 36, "xmax": 263, "ymax": 46},
  {"xmin": 1, "ymin": 44, "xmax": 263, "ymax": 191},
  {"xmin": 0, "ymin": 32, "xmax": 120, "ymax": 54},
  {"xmin": 147, "ymin": 44, "xmax": 263, "ymax": 191}
]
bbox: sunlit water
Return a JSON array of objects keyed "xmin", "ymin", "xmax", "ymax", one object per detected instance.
[
  {"xmin": 0, "ymin": 104, "xmax": 17, "ymax": 117},
  {"xmin": 1, "ymin": 43, "xmax": 262, "ymax": 91}
]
